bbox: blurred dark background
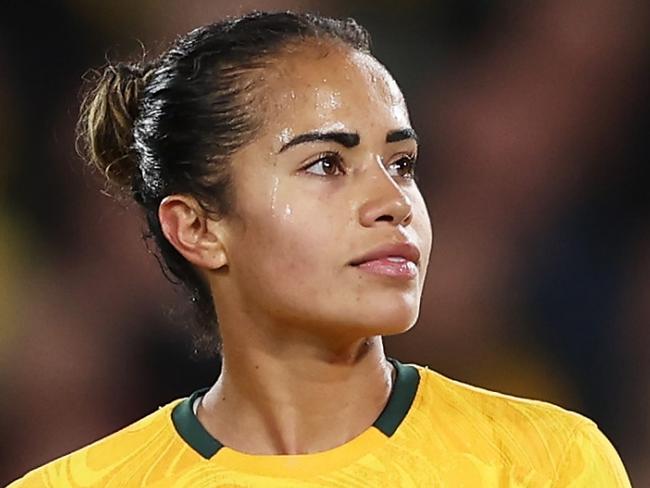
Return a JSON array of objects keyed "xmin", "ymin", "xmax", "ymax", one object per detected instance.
[{"xmin": 1, "ymin": 0, "xmax": 648, "ymax": 485}]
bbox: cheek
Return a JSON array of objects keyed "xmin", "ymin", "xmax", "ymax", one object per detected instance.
[
  {"xmin": 234, "ymin": 186, "xmax": 341, "ymax": 288},
  {"xmin": 410, "ymin": 191, "xmax": 433, "ymax": 263}
]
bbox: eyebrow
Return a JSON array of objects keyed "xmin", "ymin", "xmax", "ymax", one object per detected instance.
[
  {"xmin": 386, "ymin": 128, "xmax": 418, "ymax": 143},
  {"xmin": 279, "ymin": 131, "xmax": 360, "ymax": 152},
  {"xmin": 278, "ymin": 128, "xmax": 418, "ymax": 153}
]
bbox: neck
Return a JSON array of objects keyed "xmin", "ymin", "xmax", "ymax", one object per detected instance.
[{"xmin": 198, "ymin": 331, "xmax": 394, "ymax": 455}]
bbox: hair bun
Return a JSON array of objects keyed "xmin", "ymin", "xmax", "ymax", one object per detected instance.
[{"xmin": 77, "ymin": 61, "xmax": 152, "ymax": 195}]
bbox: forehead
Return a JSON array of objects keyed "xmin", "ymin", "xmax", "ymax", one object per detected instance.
[{"xmin": 262, "ymin": 45, "xmax": 410, "ymax": 142}]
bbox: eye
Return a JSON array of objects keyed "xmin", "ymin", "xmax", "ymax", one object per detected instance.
[
  {"xmin": 303, "ymin": 152, "xmax": 345, "ymax": 176},
  {"xmin": 388, "ymin": 154, "xmax": 417, "ymax": 180}
]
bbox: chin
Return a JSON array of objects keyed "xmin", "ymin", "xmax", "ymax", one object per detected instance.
[
  {"xmin": 374, "ymin": 317, "xmax": 418, "ymax": 337},
  {"xmin": 351, "ymin": 304, "xmax": 420, "ymax": 337}
]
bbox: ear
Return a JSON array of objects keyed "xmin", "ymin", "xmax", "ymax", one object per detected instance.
[{"xmin": 158, "ymin": 195, "xmax": 228, "ymax": 270}]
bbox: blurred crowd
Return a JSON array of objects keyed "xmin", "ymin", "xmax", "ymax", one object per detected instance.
[{"xmin": 1, "ymin": 0, "xmax": 648, "ymax": 485}]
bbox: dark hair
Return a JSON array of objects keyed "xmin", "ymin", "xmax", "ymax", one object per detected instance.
[{"xmin": 77, "ymin": 11, "xmax": 371, "ymax": 353}]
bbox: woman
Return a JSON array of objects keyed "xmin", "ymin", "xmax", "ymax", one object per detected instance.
[{"xmin": 10, "ymin": 11, "xmax": 630, "ymax": 487}]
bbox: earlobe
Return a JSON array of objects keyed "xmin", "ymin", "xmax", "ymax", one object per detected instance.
[{"xmin": 158, "ymin": 195, "xmax": 228, "ymax": 270}]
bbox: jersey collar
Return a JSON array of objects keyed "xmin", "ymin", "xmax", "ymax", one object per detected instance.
[{"xmin": 171, "ymin": 358, "xmax": 420, "ymax": 460}]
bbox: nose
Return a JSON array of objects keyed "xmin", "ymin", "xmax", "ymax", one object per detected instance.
[{"xmin": 358, "ymin": 163, "xmax": 413, "ymax": 228}]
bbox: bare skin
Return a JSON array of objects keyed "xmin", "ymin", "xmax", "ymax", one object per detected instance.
[{"xmin": 159, "ymin": 43, "xmax": 433, "ymax": 455}]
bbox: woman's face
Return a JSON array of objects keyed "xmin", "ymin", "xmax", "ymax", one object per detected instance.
[{"xmin": 216, "ymin": 45, "xmax": 432, "ymax": 341}]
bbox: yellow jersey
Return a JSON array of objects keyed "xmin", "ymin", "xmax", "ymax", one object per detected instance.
[{"xmin": 8, "ymin": 360, "xmax": 631, "ymax": 487}]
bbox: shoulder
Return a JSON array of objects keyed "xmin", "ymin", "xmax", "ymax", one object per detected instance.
[
  {"xmin": 552, "ymin": 416, "xmax": 632, "ymax": 487},
  {"xmin": 7, "ymin": 399, "xmax": 185, "ymax": 488},
  {"xmin": 413, "ymin": 363, "xmax": 588, "ymax": 432},
  {"xmin": 408, "ymin": 364, "xmax": 630, "ymax": 485}
]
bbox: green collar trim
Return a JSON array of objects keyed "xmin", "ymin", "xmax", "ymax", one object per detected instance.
[
  {"xmin": 374, "ymin": 358, "xmax": 420, "ymax": 436},
  {"xmin": 171, "ymin": 387, "xmax": 222, "ymax": 459},
  {"xmin": 171, "ymin": 358, "xmax": 420, "ymax": 460}
]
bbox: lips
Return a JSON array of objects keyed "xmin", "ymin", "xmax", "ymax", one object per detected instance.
[{"xmin": 349, "ymin": 242, "xmax": 421, "ymax": 267}]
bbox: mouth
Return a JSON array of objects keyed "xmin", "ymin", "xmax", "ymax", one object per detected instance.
[
  {"xmin": 352, "ymin": 258, "xmax": 418, "ymax": 279},
  {"xmin": 349, "ymin": 242, "xmax": 420, "ymax": 279}
]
